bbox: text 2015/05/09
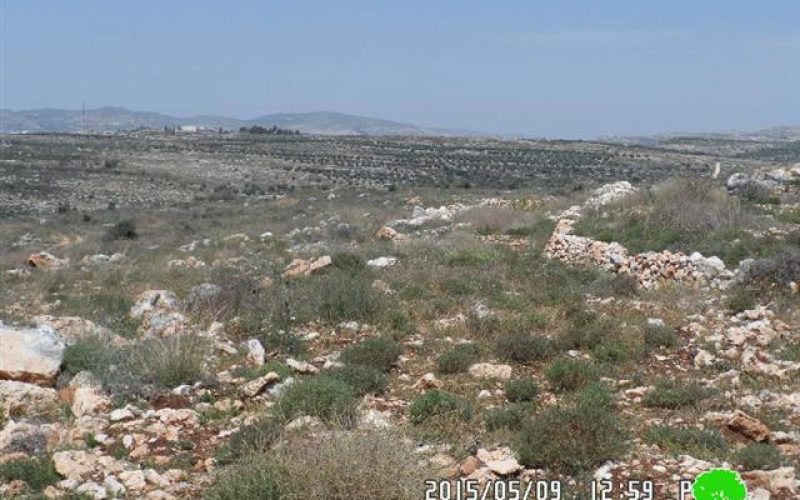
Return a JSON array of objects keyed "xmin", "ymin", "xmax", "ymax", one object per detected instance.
[{"xmin": 424, "ymin": 479, "xmax": 563, "ymax": 500}]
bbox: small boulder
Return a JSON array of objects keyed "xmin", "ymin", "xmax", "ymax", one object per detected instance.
[
  {"xmin": 286, "ymin": 358, "xmax": 319, "ymax": 374},
  {"xmin": 52, "ymin": 450, "xmax": 97, "ymax": 480},
  {"xmin": 0, "ymin": 380, "xmax": 59, "ymax": 416},
  {"xmin": 26, "ymin": 251, "xmax": 69, "ymax": 270},
  {"xmin": 240, "ymin": 372, "xmax": 280, "ymax": 398},
  {"xmin": 468, "ymin": 363, "xmax": 512, "ymax": 380},
  {"xmin": 0, "ymin": 324, "xmax": 65, "ymax": 384},
  {"xmin": 367, "ymin": 256, "xmax": 398, "ymax": 268},
  {"xmin": 244, "ymin": 339, "xmax": 266, "ymax": 367},
  {"xmin": 476, "ymin": 447, "xmax": 522, "ymax": 476},
  {"xmin": 727, "ymin": 410, "xmax": 771, "ymax": 442},
  {"xmin": 71, "ymin": 386, "xmax": 111, "ymax": 418}
]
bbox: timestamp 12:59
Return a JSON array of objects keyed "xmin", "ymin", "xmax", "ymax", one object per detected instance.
[{"xmin": 591, "ymin": 479, "xmax": 655, "ymax": 500}]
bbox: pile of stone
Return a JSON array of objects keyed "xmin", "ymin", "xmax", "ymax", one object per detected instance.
[
  {"xmin": 696, "ymin": 306, "xmax": 799, "ymax": 378},
  {"xmin": 727, "ymin": 167, "xmax": 800, "ymax": 193},
  {"xmin": 545, "ymin": 182, "xmax": 735, "ymax": 289},
  {"xmin": 585, "ymin": 181, "xmax": 638, "ymax": 208},
  {"xmin": 389, "ymin": 204, "xmax": 469, "ymax": 227}
]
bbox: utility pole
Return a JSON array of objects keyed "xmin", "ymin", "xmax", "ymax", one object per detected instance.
[{"xmin": 81, "ymin": 100, "xmax": 86, "ymax": 134}]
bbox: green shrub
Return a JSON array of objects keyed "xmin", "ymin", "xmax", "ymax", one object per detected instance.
[
  {"xmin": 0, "ymin": 456, "xmax": 59, "ymax": 492},
  {"xmin": 205, "ymin": 454, "xmax": 284, "ymax": 500},
  {"xmin": 62, "ymin": 334, "xmax": 118, "ymax": 377},
  {"xmin": 327, "ymin": 364, "xmax": 387, "ymax": 396},
  {"xmin": 215, "ymin": 418, "xmax": 282, "ymax": 465},
  {"xmin": 106, "ymin": 219, "xmax": 138, "ymax": 240},
  {"xmin": 645, "ymin": 425, "xmax": 727, "ymax": 458},
  {"xmin": 276, "ymin": 376, "xmax": 358, "ymax": 425},
  {"xmin": 123, "ymin": 334, "xmax": 210, "ymax": 388},
  {"xmin": 496, "ymin": 334, "xmax": 553, "ymax": 364},
  {"xmin": 545, "ymin": 357, "xmax": 599, "ymax": 393},
  {"xmin": 485, "ymin": 403, "xmax": 531, "ymax": 432},
  {"xmin": 643, "ymin": 382, "xmax": 715, "ymax": 409},
  {"xmin": 576, "ymin": 383, "xmax": 615, "ymax": 408},
  {"xmin": 58, "ymin": 292, "xmax": 140, "ymax": 338},
  {"xmin": 409, "ymin": 390, "xmax": 474, "ymax": 424},
  {"xmin": 591, "ymin": 336, "xmax": 644, "ymax": 363},
  {"xmin": 446, "ymin": 249, "xmax": 493, "ymax": 267},
  {"xmin": 558, "ymin": 311, "xmax": 615, "ymax": 351},
  {"xmin": 516, "ymin": 386, "xmax": 629, "ymax": 474},
  {"xmin": 208, "ymin": 431, "xmax": 426, "ymax": 500},
  {"xmin": 504, "ymin": 378, "xmax": 539, "ymax": 403},
  {"xmin": 383, "ymin": 309, "xmax": 415, "ymax": 337},
  {"xmin": 649, "ymin": 178, "xmax": 742, "ymax": 235},
  {"xmin": 747, "ymin": 248, "xmax": 800, "ymax": 287},
  {"xmin": 643, "ymin": 324, "xmax": 680, "ymax": 351},
  {"xmin": 315, "ymin": 270, "xmax": 381, "ymax": 323},
  {"xmin": 777, "ymin": 209, "xmax": 800, "ymax": 224},
  {"xmin": 340, "ymin": 337, "xmax": 402, "ymax": 373},
  {"xmin": 725, "ymin": 285, "xmax": 758, "ymax": 313},
  {"xmin": 259, "ymin": 331, "xmax": 307, "ymax": 357},
  {"xmin": 437, "ymin": 344, "xmax": 480, "ymax": 374},
  {"xmin": 610, "ymin": 273, "xmax": 639, "ymax": 297},
  {"xmin": 275, "ymin": 431, "xmax": 427, "ymax": 500},
  {"xmin": 331, "ymin": 252, "xmax": 367, "ymax": 272},
  {"xmin": 734, "ymin": 443, "xmax": 783, "ymax": 470}
]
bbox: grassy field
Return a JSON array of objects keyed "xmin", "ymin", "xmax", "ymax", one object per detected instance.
[{"xmin": 0, "ymin": 133, "xmax": 798, "ymax": 498}]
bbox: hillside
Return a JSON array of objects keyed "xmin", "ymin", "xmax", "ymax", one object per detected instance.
[{"xmin": 0, "ymin": 107, "xmax": 473, "ymax": 136}]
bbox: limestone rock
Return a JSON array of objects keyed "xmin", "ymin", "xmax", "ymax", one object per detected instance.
[
  {"xmin": 0, "ymin": 324, "xmax": 65, "ymax": 384},
  {"xmin": 53, "ymin": 450, "xmax": 97, "ymax": 480},
  {"xmin": 129, "ymin": 290, "xmax": 182, "ymax": 320},
  {"xmin": 468, "ymin": 363, "xmax": 512, "ymax": 380},
  {"xmin": 119, "ymin": 470, "xmax": 146, "ymax": 491},
  {"xmin": 728, "ymin": 410, "xmax": 771, "ymax": 442},
  {"xmin": 286, "ymin": 358, "xmax": 319, "ymax": 374},
  {"xmin": 742, "ymin": 467, "xmax": 797, "ymax": 494},
  {"xmin": 0, "ymin": 380, "xmax": 59, "ymax": 416},
  {"xmin": 33, "ymin": 315, "xmax": 108, "ymax": 344},
  {"xmin": 71, "ymin": 386, "xmax": 111, "ymax": 418},
  {"xmin": 367, "ymin": 256, "xmax": 398, "ymax": 268},
  {"xmin": 26, "ymin": 251, "xmax": 69, "ymax": 270},
  {"xmin": 241, "ymin": 372, "xmax": 280, "ymax": 397},
  {"xmin": 476, "ymin": 447, "xmax": 522, "ymax": 476},
  {"xmin": 0, "ymin": 420, "xmax": 59, "ymax": 455},
  {"xmin": 375, "ymin": 225, "xmax": 401, "ymax": 241},
  {"xmin": 282, "ymin": 255, "xmax": 332, "ymax": 278},
  {"xmin": 244, "ymin": 338, "xmax": 266, "ymax": 367}
]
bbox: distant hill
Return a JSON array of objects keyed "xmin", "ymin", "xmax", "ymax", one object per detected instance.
[
  {"xmin": 0, "ymin": 107, "xmax": 478, "ymax": 136},
  {"xmin": 600, "ymin": 126, "xmax": 800, "ymax": 146}
]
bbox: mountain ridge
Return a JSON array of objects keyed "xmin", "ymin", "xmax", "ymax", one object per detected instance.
[{"xmin": 0, "ymin": 107, "xmax": 480, "ymax": 137}]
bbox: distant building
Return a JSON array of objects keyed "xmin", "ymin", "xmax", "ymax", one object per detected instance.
[{"xmin": 177, "ymin": 125, "xmax": 198, "ymax": 133}]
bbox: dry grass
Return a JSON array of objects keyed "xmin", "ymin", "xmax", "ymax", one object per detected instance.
[{"xmin": 207, "ymin": 431, "xmax": 428, "ymax": 500}]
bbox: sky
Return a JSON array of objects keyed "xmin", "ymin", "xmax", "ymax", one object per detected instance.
[{"xmin": 1, "ymin": 0, "xmax": 798, "ymax": 138}]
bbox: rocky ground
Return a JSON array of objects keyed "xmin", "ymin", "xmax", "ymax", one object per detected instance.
[{"xmin": 0, "ymin": 135, "xmax": 799, "ymax": 499}]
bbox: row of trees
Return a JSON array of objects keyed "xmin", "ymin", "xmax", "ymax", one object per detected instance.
[{"xmin": 239, "ymin": 125, "xmax": 301, "ymax": 136}]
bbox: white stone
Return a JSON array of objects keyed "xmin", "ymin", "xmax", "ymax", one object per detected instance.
[
  {"xmin": 286, "ymin": 358, "xmax": 319, "ymax": 374},
  {"xmin": 468, "ymin": 363, "xmax": 512, "ymax": 380},
  {"xmin": 0, "ymin": 324, "xmax": 65, "ymax": 384},
  {"xmin": 367, "ymin": 256, "xmax": 398, "ymax": 268},
  {"xmin": 245, "ymin": 338, "xmax": 266, "ymax": 366}
]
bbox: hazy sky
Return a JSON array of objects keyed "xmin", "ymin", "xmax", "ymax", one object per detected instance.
[{"xmin": 2, "ymin": 1, "xmax": 798, "ymax": 137}]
